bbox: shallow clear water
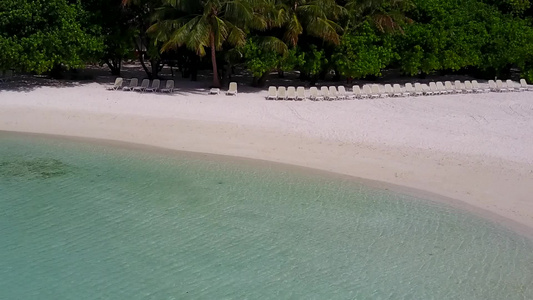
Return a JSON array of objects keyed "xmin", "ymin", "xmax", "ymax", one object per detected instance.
[{"xmin": 0, "ymin": 132, "xmax": 532, "ymax": 299}]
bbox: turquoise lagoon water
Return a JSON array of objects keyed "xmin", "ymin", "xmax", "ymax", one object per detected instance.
[{"xmin": 0, "ymin": 132, "xmax": 532, "ymax": 299}]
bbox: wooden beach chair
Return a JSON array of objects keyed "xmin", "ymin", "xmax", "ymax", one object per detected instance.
[
  {"xmin": 107, "ymin": 77, "xmax": 123, "ymax": 90},
  {"xmin": 277, "ymin": 86, "xmax": 287, "ymax": 100},
  {"xmin": 267, "ymin": 86, "xmax": 277, "ymax": 100},
  {"xmin": 133, "ymin": 79, "xmax": 149, "ymax": 92},
  {"xmin": 160, "ymin": 80, "xmax": 174, "ymax": 93},
  {"xmin": 287, "ymin": 86, "xmax": 297, "ymax": 100},
  {"xmin": 226, "ymin": 82, "xmax": 238, "ymax": 95},
  {"xmin": 122, "ymin": 78, "xmax": 138, "ymax": 91},
  {"xmin": 296, "ymin": 86, "xmax": 306, "ymax": 100},
  {"xmin": 146, "ymin": 79, "xmax": 160, "ymax": 92}
]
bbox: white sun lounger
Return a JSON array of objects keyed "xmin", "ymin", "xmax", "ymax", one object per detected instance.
[
  {"xmin": 506, "ymin": 80, "xmax": 518, "ymax": 92},
  {"xmin": 436, "ymin": 82, "xmax": 447, "ymax": 94},
  {"xmin": 337, "ymin": 86, "xmax": 347, "ymax": 99},
  {"xmin": 277, "ymin": 86, "xmax": 287, "ymax": 100},
  {"xmin": 453, "ymin": 80, "xmax": 464, "ymax": 93},
  {"xmin": 320, "ymin": 86, "xmax": 330, "ymax": 100},
  {"xmin": 463, "ymin": 81, "xmax": 474, "ymax": 93},
  {"xmin": 429, "ymin": 82, "xmax": 440, "ymax": 95},
  {"xmin": 145, "ymin": 79, "xmax": 160, "ymax": 92},
  {"xmin": 421, "ymin": 83, "xmax": 433, "ymax": 95},
  {"xmin": 287, "ymin": 86, "xmax": 297, "ymax": 100},
  {"xmin": 267, "ymin": 86, "xmax": 277, "ymax": 100},
  {"xmin": 444, "ymin": 81, "xmax": 455, "ymax": 93},
  {"xmin": 107, "ymin": 77, "xmax": 124, "ymax": 90},
  {"xmin": 309, "ymin": 87, "xmax": 323, "ymax": 101},
  {"xmin": 328, "ymin": 86, "xmax": 338, "ymax": 100},
  {"xmin": 133, "ymin": 79, "xmax": 149, "ymax": 92},
  {"xmin": 296, "ymin": 86, "xmax": 306, "ymax": 100},
  {"xmin": 413, "ymin": 83, "xmax": 424, "ymax": 96},
  {"xmin": 520, "ymin": 79, "xmax": 533, "ymax": 91},
  {"xmin": 160, "ymin": 80, "xmax": 174, "ymax": 93},
  {"xmin": 122, "ymin": 78, "xmax": 138, "ymax": 91},
  {"xmin": 471, "ymin": 80, "xmax": 489, "ymax": 93},
  {"xmin": 392, "ymin": 84, "xmax": 403, "ymax": 97},
  {"xmin": 488, "ymin": 80, "xmax": 498, "ymax": 92},
  {"xmin": 405, "ymin": 83, "xmax": 415, "ymax": 96},
  {"xmin": 384, "ymin": 84, "xmax": 394, "ymax": 97},
  {"xmin": 226, "ymin": 82, "xmax": 238, "ymax": 95},
  {"xmin": 377, "ymin": 84, "xmax": 388, "ymax": 97},
  {"xmin": 209, "ymin": 88, "xmax": 220, "ymax": 94},
  {"xmin": 495, "ymin": 80, "xmax": 508, "ymax": 92},
  {"xmin": 362, "ymin": 85, "xmax": 372, "ymax": 99},
  {"xmin": 369, "ymin": 84, "xmax": 381, "ymax": 98},
  {"xmin": 353, "ymin": 85, "xmax": 365, "ymax": 99}
]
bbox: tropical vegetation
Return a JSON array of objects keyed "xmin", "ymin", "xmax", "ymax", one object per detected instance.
[{"xmin": 2, "ymin": 0, "xmax": 533, "ymax": 85}]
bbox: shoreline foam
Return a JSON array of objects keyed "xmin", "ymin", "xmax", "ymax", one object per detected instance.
[{"xmin": 1, "ymin": 82, "xmax": 532, "ymax": 236}]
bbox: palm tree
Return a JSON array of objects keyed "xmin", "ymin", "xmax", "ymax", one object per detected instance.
[{"xmin": 148, "ymin": 0, "xmax": 267, "ymax": 87}]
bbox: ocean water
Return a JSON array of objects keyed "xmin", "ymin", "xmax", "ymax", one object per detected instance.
[{"xmin": 0, "ymin": 132, "xmax": 532, "ymax": 299}]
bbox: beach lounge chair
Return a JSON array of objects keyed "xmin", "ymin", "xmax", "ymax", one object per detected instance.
[
  {"xmin": 287, "ymin": 86, "xmax": 297, "ymax": 100},
  {"xmin": 226, "ymin": 82, "xmax": 238, "ymax": 96},
  {"xmin": 519, "ymin": 79, "xmax": 533, "ymax": 91},
  {"xmin": 429, "ymin": 82, "xmax": 440, "ymax": 95},
  {"xmin": 463, "ymin": 81, "xmax": 474, "ymax": 93},
  {"xmin": 444, "ymin": 81, "xmax": 456, "ymax": 93},
  {"xmin": 471, "ymin": 80, "xmax": 489, "ymax": 93},
  {"xmin": 352, "ymin": 85, "xmax": 362, "ymax": 99},
  {"xmin": 488, "ymin": 80, "xmax": 498, "ymax": 92},
  {"xmin": 392, "ymin": 84, "xmax": 403, "ymax": 97},
  {"xmin": 362, "ymin": 85, "xmax": 372, "ymax": 98},
  {"xmin": 328, "ymin": 86, "xmax": 338, "ymax": 100},
  {"xmin": 369, "ymin": 84, "xmax": 381, "ymax": 98},
  {"xmin": 421, "ymin": 84, "xmax": 433, "ymax": 95},
  {"xmin": 413, "ymin": 83, "xmax": 424, "ymax": 96},
  {"xmin": 337, "ymin": 86, "xmax": 347, "ymax": 99},
  {"xmin": 145, "ymin": 79, "xmax": 160, "ymax": 92},
  {"xmin": 377, "ymin": 84, "xmax": 388, "ymax": 97},
  {"xmin": 496, "ymin": 80, "xmax": 508, "ymax": 92},
  {"xmin": 309, "ymin": 87, "xmax": 323, "ymax": 101},
  {"xmin": 277, "ymin": 86, "xmax": 287, "ymax": 100},
  {"xmin": 209, "ymin": 88, "xmax": 220, "ymax": 94},
  {"xmin": 133, "ymin": 79, "xmax": 149, "ymax": 92},
  {"xmin": 453, "ymin": 80, "xmax": 464, "ymax": 93},
  {"xmin": 296, "ymin": 86, "xmax": 306, "ymax": 100},
  {"xmin": 107, "ymin": 77, "xmax": 123, "ymax": 90},
  {"xmin": 384, "ymin": 84, "xmax": 394, "ymax": 97},
  {"xmin": 123, "ymin": 78, "xmax": 138, "ymax": 91},
  {"xmin": 506, "ymin": 80, "xmax": 518, "ymax": 92},
  {"xmin": 436, "ymin": 82, "xmax": 447, "ymax": 94},
  {"xmin": 160, "ymin": 80, "xmax": 174, "ymax": 93},
  {"xmin": 267, "ymin": 86, "xmax": 277, "ymax": 100},
  {"xmin": 405, "ymin": 83, "xmax": 415, "ymax": 96},
  {"xmin": 320, "ymin": 86, "xmax": 330, "ymax": 100}
]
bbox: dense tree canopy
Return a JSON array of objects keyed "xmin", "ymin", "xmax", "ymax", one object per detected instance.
[{"xmin": 2, "ymin": 0, "xmax": 533, "ymax": 83}]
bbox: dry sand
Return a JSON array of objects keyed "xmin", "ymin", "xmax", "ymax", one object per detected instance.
[{"xmin": 1, "ymin": 78, "xmax": 532, "ymax": 236}]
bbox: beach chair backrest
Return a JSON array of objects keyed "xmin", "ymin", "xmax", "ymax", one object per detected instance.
[
  {"xmin": 414, "ymin": 83, "xmax": 422, "ymax": 92},
  {"xmin": 444, "ymin": 81, "xmax": 454, "ymax": 91},
  {"xmin": 455, "ymin": 80, "xmax": 464, "ymax": 90},
  {"xmin": 363, "ymin": 84, "xmax": 372, "ymax": 95},
  {"xmin": 353, "ymin": 85, "xmax": 362, "ymax": 95},
  {"xmin": 405, "ymin": 83, "xmax": 414, "ymax": 92},
  {"xmin": 488, "ymin": 80, "xmax": 496, "ymax": 89},
  {"xmin": 229, "ymin": 82, "xmax": 237, "ymax": 92},
  {"xmin": 471, "ymin": 80, "xmax": 480, "ymax": 88},
  {"xmin": 465, "ymin": 81, "xmax": 473, "ymax": 89},
  {"xmin": 384, "ymin": 84, "xmax": 393, "ymax": 95},
  {"xmin": 321, "ymin": 86, "xmax": 329, "ymax": 97},
  {"xmin": 436, "ymin": 81, "xmax": 445, "ymax": 91},
  {"xmin": 151, "ymin": 79, "xmax": 160, "ymax": 88},
  {"xmin": 329, "ymin": 86, "xmax": 337, "ymax": 95},
  {"xmin": 371, "ymin": 84, "xmax": 380, "ymax": 95},
  {"xmin": 297, "ymin": 86, "xmax": 305, "ymax": 98},
  {"xmin": 165, "ymin": 80, "xmax": 174, "ymax": 89},
  {"xmin": 429, "ymin": 82, "xmax": 438, "ymax": 91},
  {"xmin": 309, "ymin": 87, "xmax": 318, "ymax": 98},
  {"xmin": 268, "ymin": 86, "xmax": 277, "ymax": 97},
  {"xmin": 129, "ymin": 78, "xmax": 138, "ymax": 87},
  {"xmin": 338, "ymin": 86, "xmax": 346, "ymax": 95},
  {"xmin": 140, "ymin": 79, "xmax": 150, "ymax": 88},
  {"xmin": 278, "ymin": 86, "xmax": 287, "ymax": 98},
  {"xmin": 393, "ymin": 84, "xmax": 402, "ymax": 93},
  {"xmin": 287, "ymin": 86, "xmax": 296, "ymax": 96},
  {"xmin": 506, "ymin": 80, "xmax": 515, "ymax": 89},
  {"xmin": 520, "ymin": 79, "xmax": 528, "ymax": 87},
  {"xmin": 114, "ymin": 77, "xmax": 123, "ymax": 87},
  {"xmin": 496, "ymin": 79, "xmax": 504, "ymax": 88}
]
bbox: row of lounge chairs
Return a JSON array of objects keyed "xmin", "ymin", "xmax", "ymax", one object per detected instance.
[
  {"xmin": 107, "ymin": 78, "xmax": 240, "ymax": 95},
  {"xmin": 268, "ymin": 79, "xmax": 533, "ymax": 100}
]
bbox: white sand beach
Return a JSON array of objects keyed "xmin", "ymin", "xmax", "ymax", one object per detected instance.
[{"xmin": 1, "ymin": 78, "xmax": 532, "ymax": 236}]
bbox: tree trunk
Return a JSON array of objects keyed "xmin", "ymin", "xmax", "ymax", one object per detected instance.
[
  {"xmin": 210, "ymin": 32, "xmax": 221, "ymax": 88},
  {"xmin": 106, "ymin": 59, "xmax": 121, "ymax": 76}
]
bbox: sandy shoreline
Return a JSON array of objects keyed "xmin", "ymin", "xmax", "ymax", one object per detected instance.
[{"xmin": 1, "ymin": 82, "xmax": 532, "ymax": 236}]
